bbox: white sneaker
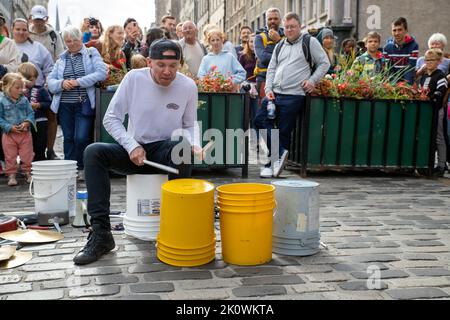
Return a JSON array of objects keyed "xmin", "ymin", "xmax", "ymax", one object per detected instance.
[
  {"xmin": 260, "ymin": 167, "xmax": 273, "ymax": 178},
  {"xmin": 273, "ymin": 150, "xmax": 289, "ymax": 178}
]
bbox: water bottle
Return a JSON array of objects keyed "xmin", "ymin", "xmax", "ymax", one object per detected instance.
[
  {"xmin": 73, "ymin": 191, "xmax": 90, "ymax": 228},
  {"xmin": 267, "ymin": 101, "xmax": 276, "ymax": 120}
]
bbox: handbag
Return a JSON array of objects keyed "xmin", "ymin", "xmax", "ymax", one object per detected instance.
[{"xmin": 69, "ymin": 54, "xmax": 95, "ymax": 117}]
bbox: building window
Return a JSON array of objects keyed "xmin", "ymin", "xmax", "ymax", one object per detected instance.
[
  {"xmin": 320, "ymin": 0, "xmax": 328, "ymax": 14},
  {"xmin": 309, "ymin": 0, "xmax": 317, "ymax": 21}
]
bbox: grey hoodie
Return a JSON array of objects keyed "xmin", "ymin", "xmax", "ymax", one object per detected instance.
[
  {"xmin": 266, "ymin": 33, "xmax": 330, "ymax": 96},
  {"xmin": 29, "ymin": 24, "xmax": 65, "ymax": 62}
]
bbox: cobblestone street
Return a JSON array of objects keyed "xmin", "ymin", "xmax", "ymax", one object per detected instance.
[{"xmin": 1, "ymin": 135, "xmax": 450, "ymax": 300}]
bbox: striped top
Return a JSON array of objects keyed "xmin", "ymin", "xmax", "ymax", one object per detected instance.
[{"xmin": 61, "ymin": 53, "xmax": 88, "ymax": 103}]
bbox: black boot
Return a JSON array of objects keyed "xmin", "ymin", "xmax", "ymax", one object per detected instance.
[
  {"xmin": 432, "ymin": 166, "xmax": 446, "ymax": 177},
  {"xmin": 73, "ymin": 229, "xmax": 115, "ymax": 265},
  {"xmin": 46, "ymin": 149, "xmax": 60, "ymax": 160}
]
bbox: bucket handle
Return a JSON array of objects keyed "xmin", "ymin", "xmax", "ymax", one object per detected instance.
[
  {"xmin": 273, "ymin": 200, "xmax": 278, "ymax": 217},
  {"xmin": 29, "ymin": 173, "xmax": 77, "ymax": 200}
]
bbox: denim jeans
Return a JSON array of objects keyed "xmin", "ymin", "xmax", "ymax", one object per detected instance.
[
  {"xmin": 84, "ymin": 139, "xmax": 193, "ymax": 231},
  {"xmin": 58, "ymin": 102, "xmax": 94, "ymax": 170},
  {"xmin": 254, "ymin": 94, "xmax": 306, "ymax": 166}
]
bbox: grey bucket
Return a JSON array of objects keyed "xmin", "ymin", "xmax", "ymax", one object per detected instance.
[{"xmin": 272, "ymin": 180, "xmax": 320, "ymax": 256}]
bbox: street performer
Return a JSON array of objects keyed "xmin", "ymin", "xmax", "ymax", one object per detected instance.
[{"xmin": 73, "ymin": 39, "xmax": 202, "ymax": 265}]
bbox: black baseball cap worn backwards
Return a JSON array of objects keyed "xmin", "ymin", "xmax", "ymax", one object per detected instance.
[{"xmin": 150, "ymin": 39, "xmax": 181, "ymax": 60}]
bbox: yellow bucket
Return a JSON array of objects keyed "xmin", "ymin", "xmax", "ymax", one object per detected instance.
[
  {"xmin": 158, "ymin": 250, "xmax": 215, "ymax": 267},
  {"xmin": 159, "ymin": 179, "xmax": 215, "ymax": 252},
  {"xmin": 217, "ymin": 183, "xmax": 275, "ymax": 201},
  {"xmin": 220, "ymin": 208, "xmax": 273, "ymax": 265},
  {"xmin": 157, "ymin": 237, "xmax": 217, "ymax": 256}
]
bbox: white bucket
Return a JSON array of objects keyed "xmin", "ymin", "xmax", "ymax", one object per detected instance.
[
  {"xmin": 30, "ymin": 161, "xmax": 78, "ymax": 217},
  {"xmin": 125, "ymin": 174, "xmax": 168, "ymax": 241}
]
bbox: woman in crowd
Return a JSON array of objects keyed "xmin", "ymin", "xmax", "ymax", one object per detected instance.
[
  {"xmin": 12, "ymin": 18, "xmax": 53, "ymax": 88},
  {"xmin": 317, "ymin": 28, "xmax": 338, "ymax": 74},
  {"xmin": 198, "ymin": 29, "xmax": 246, "ymax": 87},
  {"xmin": 101, "ymin": 25, "xmax": 127, "ymax": 87},
  {"xmin": 416, "ymin": 33, "xmax": 450, "ymax": 79},
  {"xmin": 84, "ymin": 17, "xmax": 104, "ymax": 53},
  {"xmin": 47, "ymin": 26, "xmax": 107, "ymax": 180},
  {"xmin": 140, "ymin": 27, "xmax": 165, "ymax": 58},
  {"xmin": 239, "ymin": 33, "xmax": 258, "ymax": 125}
]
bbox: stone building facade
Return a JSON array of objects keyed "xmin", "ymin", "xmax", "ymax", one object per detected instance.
[{"xmin": 1, "ymin": 0, "xmax": 49, "ymax": 30}]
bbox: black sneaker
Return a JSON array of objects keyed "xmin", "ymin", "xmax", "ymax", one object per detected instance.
[
  {"xmin": 73, "ymin": 230, "xmax": 116, "ymax": 265},
  {"xmin": 432, "ymin": 167, "xmax": 446, "ymax": 177},
  {"xmin": 46, "ymin": 150, "xmax": 60, "ymax": 160}
]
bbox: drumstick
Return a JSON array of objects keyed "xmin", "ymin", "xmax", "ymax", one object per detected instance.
[{"xmin": 143, "ymin": 160, "xmax": 179, "ymax": 175}]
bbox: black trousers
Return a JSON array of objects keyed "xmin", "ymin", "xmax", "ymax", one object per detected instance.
[
  {"xmin": 84, "ymin": 139, "xmax": 193, "ymax": 231},
  {"xmin": 32, "ymin": 121, "xmax": 48, "ymax": 162}
]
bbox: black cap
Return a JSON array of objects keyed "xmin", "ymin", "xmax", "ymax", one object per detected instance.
[{"xmin": 149, "ymin": 39, "xmax": 181, "ymax": 60}]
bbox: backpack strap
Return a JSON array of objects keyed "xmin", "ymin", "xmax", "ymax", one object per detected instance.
[
  {"xmin": 274, "ymin": 34, "xmax": 315, "ymax": 74},
  {"xmin": 49, "ymin": 30, "xmax": 57, "ymax": 56}
]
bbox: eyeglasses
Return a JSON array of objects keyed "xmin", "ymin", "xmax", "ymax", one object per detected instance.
[{"xmin": 284, "ymin": 25, "xmax": 300, "ymax": 30}]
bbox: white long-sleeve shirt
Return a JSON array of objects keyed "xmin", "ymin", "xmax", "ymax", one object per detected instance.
[{"xmin": 103, "ymin": 68, "xmax": 201, "ymax": 155}]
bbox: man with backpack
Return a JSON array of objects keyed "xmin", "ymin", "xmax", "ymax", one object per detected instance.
[
  {"xmin": 29, "ymin": 5, "xmax": 65, "ymax": 62},
  {"xmin": 254, "ymin": 8, "xmax": 285, "ymax": 101},
  {"xmin": 28, "ymin": 5, "xmax": 65, "ymax": 161},
  {"xmin": 254, "ymin": 12, "xmax": 330, "ymax": 178}
]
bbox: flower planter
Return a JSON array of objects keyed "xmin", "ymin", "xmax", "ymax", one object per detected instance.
[
  {"xmin": 289, "ymin": 96, "xmax": 437, "ymax": 176},
  {"xmin": 94, "ymin": 89, "xmax": 250, "ymax": 178}
]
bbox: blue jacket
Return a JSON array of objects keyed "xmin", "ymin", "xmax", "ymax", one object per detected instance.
[
  {"xmin": 254, "ymin": 27, "xmax": 285, "ymax": 80},
  {"xmin": 48, "ymin": 45, "xmax": 107, "ymax": 113},
  {"xmin": 198, "ymin": 51, "xmax": 247, "ymax": 84},
  {"xmin": 0, "ymin": 93, "xmax": 35, "ymax": 133}
]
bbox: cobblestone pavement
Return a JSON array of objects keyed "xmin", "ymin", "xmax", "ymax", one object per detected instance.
[{"xmin": 1, "ymin": 137, "xmax": 450, "ymax": 300}]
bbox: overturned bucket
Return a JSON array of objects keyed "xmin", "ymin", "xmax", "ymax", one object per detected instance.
[
  {"xmin": 124, "ymin": 174, "xmax": 168, "ymax": 241},
  {"xmin": 157, "ymin": 179, "xmax": 215, "ymax": 267},
  {"xmin": 272, "ymin": 180, "xmax": 321, "ymax": 256}
]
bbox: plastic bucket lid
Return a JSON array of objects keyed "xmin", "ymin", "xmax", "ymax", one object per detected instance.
[
  {"xmin": 162, "ymin": 179, "xmax": 215, "ymax": 196},
  {"xmin": 272, "ymin": 180, "xmax": 320, "ymax": 189},
  {"xmin": 124, "ymin": 215, "xmax": 160, "ymax": 223}
]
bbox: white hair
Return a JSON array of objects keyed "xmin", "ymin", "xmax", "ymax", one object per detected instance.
[
  {"xmin": 62, "ymin": 25, "xmax": 82, "ymax": 40},
  {"xmin": 265, "ymin": 7, "xmax": 282, "ymax": 22},
  {"xmin": 428, "ymin": 33, "xmax": 447, "ymax": 48}
]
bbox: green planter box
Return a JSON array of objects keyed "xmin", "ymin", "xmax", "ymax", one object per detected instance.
[
  {"xmin": 95, "ymin": 89, "xmax": 250, "ymax": 177},
  {"xmin": 289, "ymin": 96, "xmax": 436, "ymax": 176}
]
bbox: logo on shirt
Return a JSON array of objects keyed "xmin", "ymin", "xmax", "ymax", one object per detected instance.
[{"xmin": 167, "ymin": 103, "xmax": 180, "ymax": 111}]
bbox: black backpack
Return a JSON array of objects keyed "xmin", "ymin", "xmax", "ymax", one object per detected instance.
[{"xmin": 275, "ymin": 34, "xmax": 315, "ymax": 74}]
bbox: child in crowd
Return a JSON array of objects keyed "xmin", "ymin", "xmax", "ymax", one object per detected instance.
[
  {"xmin": 0, "ymin": 73, "xmax": 35, "ymax": 186},
  {"xmin": 352, "ymin": 32, "xmax": 385, "ymax": 77},
  {"xmin": 18, "ymin": 62, "xmax": 51, "ymax": 162},
  {"xmin": 419, "ymin": 49, "xmax": 449, "ymax": 176},
  {"xmin": 130, "ymin": 54, "xmax": 148, "ymax": 69}
]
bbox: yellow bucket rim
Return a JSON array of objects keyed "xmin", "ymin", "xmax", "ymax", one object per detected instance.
[
  {"xmin": 162, "ymin": 179, "xmax": 215, "ymax": 195},
  {"xmin": 217, "ymin": 183, "xmax": 275, "ymax": 196},
  {"xmin": 156, "ymin": 241, "xmax": 216, "ymax": 256},
  {"xmin": 157, "ymin": 251, "xmax": 215, "ymax": 267},
  {"xmin": 157, "ymin": 236, "xmax": 217, "ymax": 251},
  {"xmin": 219, "ymin": 206, "xmax": 276, "ymax": 214},
  {"xmin": 157, "ymin": 246, "xmax": 216, "ymax": 261},
  {"xmin": 217, "ymin": 198, "xmax": 275, "ymax": 207}
]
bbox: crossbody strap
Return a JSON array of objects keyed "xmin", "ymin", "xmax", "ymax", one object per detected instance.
[{"xmin": 68, "ymin": 54, "xmax": 85, "ymax": 103}]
